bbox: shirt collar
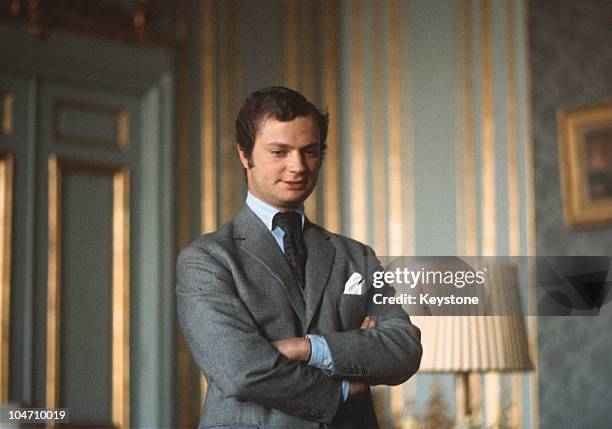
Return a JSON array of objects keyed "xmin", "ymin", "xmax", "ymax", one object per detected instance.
[{"xmin": 246, "ymin": 192, "xmax": 305, "ymax": 232}]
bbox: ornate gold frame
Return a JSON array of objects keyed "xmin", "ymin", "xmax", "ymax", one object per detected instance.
[
  {"xmin": 558, "ymin": 102, "xmax": 612, "ymax": 227},
  {"xmin": 46, "ymin": 156, "xmax": 130, "ymax": 428}
]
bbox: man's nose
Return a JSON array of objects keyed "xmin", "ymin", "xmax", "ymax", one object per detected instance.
[{"xmin": 287, "ymin": 151, "xmax": 306, "ymax": 172}]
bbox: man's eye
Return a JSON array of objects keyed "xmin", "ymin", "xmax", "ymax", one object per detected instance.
[
  {"xmin": 271, "ymin": 150, "xmax": 286, "ymax": 156},
  {"xmin": 304, "ymin": 149, "xmax": 320, "ymax": 157}
]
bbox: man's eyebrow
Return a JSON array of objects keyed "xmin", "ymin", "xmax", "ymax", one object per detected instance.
[
  {"xmin": 264, "ymin": 142, "xmax": 290, "ymax": 148},
  {"xmin": 264, "ymin": 142, "xmax": 320, "ymax": 149}
]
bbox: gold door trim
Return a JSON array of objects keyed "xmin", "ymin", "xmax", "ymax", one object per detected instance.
[
  {"xmin": 1, "ymin": 92, "xmax": 13, "ymax": 136},
  {"xmin": 46, "ymin": 156, "xmax": 130, "ymax": 429},
  {"xmin": 0, "ymin": 152, "xmax": 13, "ymax": 402}
]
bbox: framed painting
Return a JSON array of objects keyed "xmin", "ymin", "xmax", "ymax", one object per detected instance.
[{"xmin": 558, "ymin": 102, "xmax": 612, "ymax": 227}]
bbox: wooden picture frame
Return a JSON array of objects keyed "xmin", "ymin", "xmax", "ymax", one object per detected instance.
[{"xmin": 558, "ymin": 102, "xmax": 612, "ymax": 227}]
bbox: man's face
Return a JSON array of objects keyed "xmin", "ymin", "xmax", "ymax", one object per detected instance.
[{"xmin": 238, "ymin": 115, "xmax": 321, "ymax": 211}]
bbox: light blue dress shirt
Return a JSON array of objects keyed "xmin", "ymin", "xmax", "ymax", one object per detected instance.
[{"xmin": 246, "ymin": 192, "xmax": 350, "ymax": 401}]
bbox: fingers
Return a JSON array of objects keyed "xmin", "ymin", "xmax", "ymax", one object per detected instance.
[
  {"xmin": 359, "ymin": 316, "xmax": 376, "ymax": 329},
  {"xmin": 349, "ymin": 382, "xmax": 368, "ymax": 396}
]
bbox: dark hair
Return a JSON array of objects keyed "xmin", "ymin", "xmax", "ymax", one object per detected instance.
[{"xmin": 235, "ymin": 86, "xmax": 328, "ymax": 165}]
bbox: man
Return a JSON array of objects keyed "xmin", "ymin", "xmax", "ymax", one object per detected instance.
[{"xmin": 177, "ymin": 87, "xmax": 422, "ymax": 429}]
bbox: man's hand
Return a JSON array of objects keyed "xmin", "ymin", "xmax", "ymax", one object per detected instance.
[
  {"xmin": 271, "ymin": 315, "xmax": 376, "ymax": 364},
  {"xmin": 359, "ymin": 315, "xmax": 376, "ymax": 329},
  {"xmin": 271, "ymin": 337, "xmax": 311, "ymax": 361}
]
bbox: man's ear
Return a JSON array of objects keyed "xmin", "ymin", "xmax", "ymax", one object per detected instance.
[{"xmin": 237, "ymin": 145, "xmax": 250, "ymax": 169}]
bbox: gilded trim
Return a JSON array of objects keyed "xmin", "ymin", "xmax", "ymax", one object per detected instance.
[
  {"xmin": 219, "ymin": 0, "xmax": 241, "ymax": 222},
  {"xmin": 1, "ymin": 92, "xmax": 13, "ymax": 135},
  {"xmin": 112, "ymin": 167, "xmax": 130, "ymax": 429},
  {"xmin": 372, "ymin": 1, "xmax": 387, "ymax": 255},
  {"xmin": 0, "ymin": 153, "xmax": 13, "ymax": 402},
  {"xmin": 460, "ymin": 0, "xmax": 477, "ymax": 257},
  {"xmin": 506, "ymin": 0, "xmax": 520, "ymax": 257},
  {"xmin": 46, "ymin": 156, "xmax": 61, "ymax": 412},
  {"xmin": 53, "ymin": 99, "xmax": 128, "ymax": 150},
  {"xmin": 506, "ymin": 2, "xmax": 525, "ymax": 426},
  {"xmin": 388, "ymin": 0, "xmax": 405, "ymax": 256},
  {"xmin": 523, "ymin": 0, "xmax": 540, "ymax": 426},
  {"xmin": 286, "ymin": 0, "xmax": 299, "ymax": 90},
  {"xmin": 480, "ymin": 0, "xmax": 496, "ymax": 257},
  {"xmin": 301, "ymin": 1, "xmax": 318, "ymax": 221},
  {"xmin": 350, "ymin": 0, "xmax": 367, "ymax": 242},
  {"xmin": 321, "ymin": 0, "xmax": 340, "ymax": 233},
  {"xmin": 201, "ymin": 0, "xmax": 217, "ymax": 234},
  {"xmin": 176, "ymin": 0, "xmax": 197, "ymax": 425},
  {"xmin": 46, "ymin": 157, "xmax": 130, "ymax": 428}
]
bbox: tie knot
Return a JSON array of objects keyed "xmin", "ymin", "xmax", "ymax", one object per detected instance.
[{"xmin": 273, "ymin": 211, "xmax": 302, "ymax": 233}]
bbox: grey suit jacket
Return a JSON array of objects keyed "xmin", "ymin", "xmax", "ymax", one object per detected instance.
[{"xmin": 176, "ymin": 205, "xmax": 422, "ymax": 429}]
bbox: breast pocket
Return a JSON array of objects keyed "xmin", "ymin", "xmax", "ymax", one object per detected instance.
[{"xmin": 338, "ymin": 293, "xmax": 369, "ymax": 329}]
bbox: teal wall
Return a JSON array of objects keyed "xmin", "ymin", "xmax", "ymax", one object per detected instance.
[
  {"xmin": 179, "ymin": 0, "xmax": 536, "ymax": 427},
  {"xmin": 0, "ymin": 20, "xmax": 176, "ymax": 428},
  {"xmin": 530, "ymin": 1, "xmax": 612, "ymax": 428}
]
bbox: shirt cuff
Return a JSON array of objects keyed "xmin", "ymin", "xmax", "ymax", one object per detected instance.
[
  {"xmin": 341, "ymin": 380, "xmax": 350, "ymax": 401},
  {"xmin": 306, "ymin": 334, "xmax": 334, "ymax": 370}
]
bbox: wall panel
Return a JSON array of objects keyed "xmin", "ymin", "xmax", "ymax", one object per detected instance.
[{"xmin": 179, "ymin": 0, "xmax": 536, "ymax": 427}]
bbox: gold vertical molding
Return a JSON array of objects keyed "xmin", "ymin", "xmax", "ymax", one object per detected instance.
[
  {"xmin": 459, "ymin": 2, "xmax": 483, "ymax": 423},
  {"xmin": 371, "ymin": 1, "xmax": 387, "ymax": 256},
  {"xmin": 480, "ymin": 0, "xmax": 496, "ymax": 257},
  {"xmin": 46, "ymin": 158, "xmax": 131, "ymax": 428},
  {"xmin": 219, "ymin": 0, "xmax": 241, "ymax": 222},
  {"xmin": 388, "ymin": 0, "xmax": 405, "ymax": 257},
  {"xmin": 457, "ymin": 0, "xmax": 481, "ymax": 422},
  {"xmin": 46, "ymin": 156, "xmax": 61, "ymax": 411},
  {"xmin": 2, "ymin": 93, "xmax": 13, "ymax": 135},
  {"xmin": 176, "ymin": 0, "xmax": 190, "ymax": 250},
  {"xmin": 301, "ymin": 2, "xmax": 317, "ymax": 103},
  {"xmin": 0, "ymin": 153, "xmax": 13, "ymax": 402},
  {"xmin": 176, "ymin": 0, "xmax": 199, "ymax": 426},
  {"xmin": 200, "ymin": 0, "xmax": 218, "ymax": 405},
  {"xmin": 350, "ymin": 0, "xmax": 367, "ymax": 242},
  {"xmin": 523, "ymin": 0, "xmax": 540, "ymax": 426},
  {"xmin": 201, "ymin": 0, "xmax": 218, "ymax": 235},
  {"xmin": 302, "ymin": 1, "xmax": 319, "ymax": 221},
  {"xmin": 286, "ymin": 0, "xmax": 299, "ymax": 90},
  {"xmin": 480, "ymin": 0, "xmax": 501, "ymax": 426},
  {"xmin": 458, "ymin": 0, "xmax": 478, "ymax": 257},
  {"xmin": 385, "ymin": 1, "xmax": 406, "ymax": 422},
  {"xmin": 321, "ymin": 0, "xmax": 340, "ymax": 233},
  {"xmin": 506, "ymin": 0, "xmax": 520, "ymax": 258},
  {"xmin": 505, "ymin": 1, "xmax": 525, "ymax": 428},
  {"xmin": 112, "ymin": 167, "xmax": 130, "ymax": 429},
  {"xmin": 286, "ymin": 0, "xmax": 319, "ymax": 221}
]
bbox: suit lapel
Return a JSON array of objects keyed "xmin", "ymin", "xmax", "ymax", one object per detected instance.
[
  {"xmin": 233, "ymin": 206, "xmax": 306, "ymax": 326},
  {"xmin": 303, "ymin": 221, "xmax": 335, "ymax": 331}
]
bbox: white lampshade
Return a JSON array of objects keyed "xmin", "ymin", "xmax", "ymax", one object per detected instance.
[{"xmin": 413, "ymin": 263, "xmax": 533, "ymax": 372}]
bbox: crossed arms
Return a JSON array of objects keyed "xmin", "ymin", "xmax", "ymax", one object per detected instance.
[{"xmin": 176, "ymin": 243, "xmax": 422, "ymax": 423}]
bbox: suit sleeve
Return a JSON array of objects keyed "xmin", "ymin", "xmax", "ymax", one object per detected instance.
[
  {"xmin": 323, "ymin": 246, "xmax": 423, "ymax": 386},
  {"xmin": 176, "ymin": 243, "xmax": 343, "ymax": 423}
]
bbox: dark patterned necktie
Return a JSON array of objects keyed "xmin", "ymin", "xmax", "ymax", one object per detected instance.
[{"xmin": 273, "ymin": 211, "xmax": 307, "ymax": 291}]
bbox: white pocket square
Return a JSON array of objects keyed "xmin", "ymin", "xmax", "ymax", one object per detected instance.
[{"xmin": 343, "ymin": 272, "xmax": 364, "ymax": 295}]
